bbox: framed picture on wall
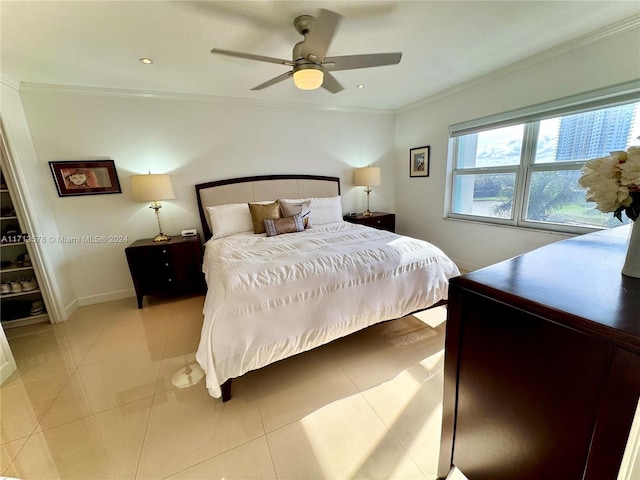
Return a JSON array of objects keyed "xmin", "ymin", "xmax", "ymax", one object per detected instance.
[
  {"xmin": 49, "ymin": 160, "xmax": 122, "ymax": 197},
  {"xmin": 409, "ymin": 146, "xmax": 430, "ymax": 177}
]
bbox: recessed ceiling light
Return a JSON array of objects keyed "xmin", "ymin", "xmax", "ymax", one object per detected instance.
[
  {"xmin": 139, "ymin": 58, "xmax": 154, "ymax": 65},
  {"xmin": 357, "ymin": 84, "xmax": 365, "ymax": 89}
]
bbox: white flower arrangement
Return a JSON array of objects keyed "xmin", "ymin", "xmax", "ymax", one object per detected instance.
[{"xmin": 578, "ymin": 144, "xmax": 640, "ymax": 222}]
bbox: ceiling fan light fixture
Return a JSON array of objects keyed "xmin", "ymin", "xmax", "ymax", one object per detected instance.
[
  {"xmin": 210, "ymin": 9, "xmax": 402, "ymax": 95},
  {"xmin": 293, "ymin": 64, "xmax": 324, "ymax": 90}
]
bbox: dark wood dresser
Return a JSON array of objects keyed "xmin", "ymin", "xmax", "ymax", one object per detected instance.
[
  {"xmin": 125, "ymin": 235, "xmax": 204, "ymax": 308},
  {"xmin": 438, "ymin": 225, "xmax": 640, "ymax": 480}
]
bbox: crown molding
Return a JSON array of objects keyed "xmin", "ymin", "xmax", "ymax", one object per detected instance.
[
  {"xmin": 18, "ymin": 82, "xmax": 395, "ymax": 116},
  {"xmin": 0, "ymin": 74, "xmax": 20, "ymax": 91},
  {"xmin": 13, "ymin": 14, "xmax": 639, "ymax": 116},
  {"xmin": 398, "ymin": 13, "xmax": 640, "ymax": 113}
]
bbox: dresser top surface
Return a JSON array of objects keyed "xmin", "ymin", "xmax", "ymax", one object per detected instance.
[{"xmin": 454, "ymin": 225, "xmax": 640, "ymax": 350}]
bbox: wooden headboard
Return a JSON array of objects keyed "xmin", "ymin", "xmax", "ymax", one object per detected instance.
[{"xmin": 195, "ymin": 174, "xmax": 341, "ymax": 240}]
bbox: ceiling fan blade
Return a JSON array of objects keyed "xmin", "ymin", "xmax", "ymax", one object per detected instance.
[
  {"xmin": 321, "ymin": 72, "xmax": 344, "ymax": 94},
  {"xmin": 301, "ymin": 9, "xmax": 343, "ymax": 61},
  {"xmin": 211, "ymin": 48, "xmax": 295, "ymax": 67},
  {"xmin": 251, "ymin": 71, "xmax": 293, "ymax": 91},
  {"xmin": 324, "ymin": 52, "xmax": 402, "ymax": 71}
]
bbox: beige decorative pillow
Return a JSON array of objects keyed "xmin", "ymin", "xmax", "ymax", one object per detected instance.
[{"xmin": 248, "ymin": 201, "xmax": 281, "ymax": 234}]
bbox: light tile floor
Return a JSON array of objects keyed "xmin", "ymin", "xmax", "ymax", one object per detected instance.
[{"xmin": 1, "ymin": 293, "xmax": 454, "ymax": 480}]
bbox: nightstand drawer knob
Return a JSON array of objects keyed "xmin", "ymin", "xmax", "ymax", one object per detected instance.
[
  {"xmin": 165, "ymin": 262, "xmax": 169, "ymax": 267},
  {"xmin": 162, "ymin": 249, "xmax": 167, "ymax": 254},
  {"xmin": 376, "ymin": 220, "xmax": 381, "ymax": 224}
]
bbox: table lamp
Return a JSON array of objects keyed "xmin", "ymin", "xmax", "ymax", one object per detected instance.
[
  {"xmin": 130, "ymin": 173, "xmax": 175, "ymax": 242},
  {"xmin": 354, "ymin": 167, "xmax": 382, "ymax": 217}
]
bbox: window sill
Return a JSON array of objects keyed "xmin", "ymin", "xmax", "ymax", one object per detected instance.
[{"xmin": 443, "ymin": 215, "xmax": 588, "ymax": 238}]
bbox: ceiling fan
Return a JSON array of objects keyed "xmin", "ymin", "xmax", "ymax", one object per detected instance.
[{"xmin": 210, "ymin": 9, "xmax": 402, "ymax": 93}]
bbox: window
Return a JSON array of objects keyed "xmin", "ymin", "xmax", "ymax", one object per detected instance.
[{"xmin": 448, "ymin": 96, "xmax": 640, "ymax": 233}]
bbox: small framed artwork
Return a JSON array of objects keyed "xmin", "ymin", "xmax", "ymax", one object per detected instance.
[
  {"xmin": 49, "ymin": 160, "xmax": 122, "ymax": 197},
  {"xmin": 409, "ymin": 146, "xmax": 430, "ymax": 178}
]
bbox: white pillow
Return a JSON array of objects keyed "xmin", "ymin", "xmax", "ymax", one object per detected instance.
[
  {"xmin": 207, "ymin": 203, "xmax": 254, "ymax": 239},
  {"xmin": 308, "ymin": 196, "xmax": 343, "ymax": 225}
]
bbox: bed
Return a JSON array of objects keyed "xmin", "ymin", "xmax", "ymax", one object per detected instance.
[{"xmin": 195, "ymin": 174, "xmax": 460, "ymax": 401}]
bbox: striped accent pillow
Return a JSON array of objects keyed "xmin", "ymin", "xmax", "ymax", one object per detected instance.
[{"xmin": 264, "ymin": 214, "xmax": 305, "ymax": 237}]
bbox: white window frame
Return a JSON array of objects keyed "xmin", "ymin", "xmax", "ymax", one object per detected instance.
[{"xmin": 445, "ymin": 81, "xmax": 640, "ymax": 235}]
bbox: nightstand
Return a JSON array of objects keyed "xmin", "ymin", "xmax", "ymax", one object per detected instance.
[
  {"xmin": 343, "ymin": 212, "xmax": 396, "ymax": 232},
  {"xmin": 125, "ymin": 235, "xmax": 204, "ymax": 308}
]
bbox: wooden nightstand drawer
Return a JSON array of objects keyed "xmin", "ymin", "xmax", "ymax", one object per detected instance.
[
  {"xmin": 125, "ymin": 235, "xmax": 204, "ymax": 308},
  {"xmin": 343, "ymin": 212, "xmax": 395, "ymax": 233}
]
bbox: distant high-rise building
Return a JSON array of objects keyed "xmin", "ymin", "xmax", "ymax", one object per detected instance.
[{"xmin": 555, "ymin": 104, "xmax": 636, "ymax": 160}]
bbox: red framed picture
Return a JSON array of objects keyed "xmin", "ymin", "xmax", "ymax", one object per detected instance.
[{"xmin": 49, "ymin": 160, "xmax": 122, "ymax": 197}]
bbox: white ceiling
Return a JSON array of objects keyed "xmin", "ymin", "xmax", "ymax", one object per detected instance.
[{"xmin": 1, "ymin": 1, "xmax": 638, "ymax": 111}]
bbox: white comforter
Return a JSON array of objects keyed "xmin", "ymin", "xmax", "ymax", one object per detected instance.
[{"xmin": 196, "ymin": 221, "xmax": 459, "ymax": 398}]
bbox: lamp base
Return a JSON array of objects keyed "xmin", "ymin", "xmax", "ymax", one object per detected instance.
[
  {"xmin": 153, "ymin": 233, "xmax": 171, "ymax": 242},
  {"xmin": 150, "ymin": 202, "xmax": 171, "ymax": 242},
  {"xmin": 363, "ymin": 187, "xmax": 374, "ymax": 217}
]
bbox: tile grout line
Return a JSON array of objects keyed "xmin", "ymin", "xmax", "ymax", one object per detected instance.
[
  {"xmin": 354, "ymin": 369, "xmax": 427, "ymax": 477},
  {"xmin": 132, "ymin": 384, "xmax": 159, "ymax": 479},
  {"xmin": 330, "ymin": 331, "xmax": 441, "ymax": 480},
  {"xmin": 328, "ymin": 343, "xmax": 362, "ymax": 396},
  {"xmin": 2, "ymin": 300, "xmax": 192, "ymax": 478},
  {"xmin": 133, "ymin": 302, "xmax": 176, "ymax": 480},
  {"xmin": 254, "ymin": 388, "xmax": 280, "ymax": 479},
  {"xmin": 157, "ymin": 434, "xmax": 271, "ymax": 480},
  {"xmin": 3, "ymin": 326, "xmax": 85, "ymax": 475}
]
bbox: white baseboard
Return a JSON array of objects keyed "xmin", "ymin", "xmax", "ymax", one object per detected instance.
[
  {"xmin": 77, "ymin": 288, "xmax": 136, "ymax": 307},
  {"xmin": 63, "ymin": 298, "xmax": 80, "ymax": 321},
  {"xmin": 0, "ymin": 360, "xmax": 17, "ymax": 385},
  {"xmin": 452, "ymin": 258, "xmax": 481, "ymax": 273}
]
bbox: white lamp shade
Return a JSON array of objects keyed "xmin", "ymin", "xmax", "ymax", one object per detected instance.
[
  {"xmin": 293, "ymin": 65, "xmax": 324, "ymax": 90},
  {"xmin": 354, "ymin": 167, "xmax": 382, "ymax": 187},
  {"xmin": 130, "ymin": 174, "xmax": 175, "ymax": 202}
]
